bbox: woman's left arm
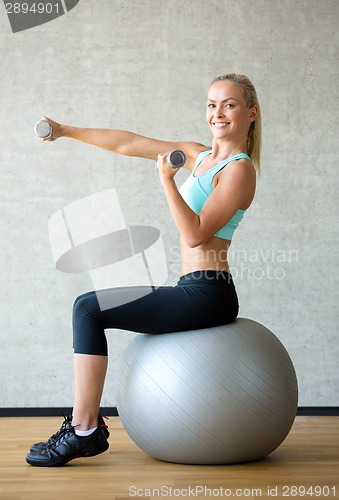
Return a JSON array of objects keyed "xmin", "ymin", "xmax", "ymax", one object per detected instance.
[{"xmin": 157, "ymin": 155, "xmax": 256, "ymax": 248}]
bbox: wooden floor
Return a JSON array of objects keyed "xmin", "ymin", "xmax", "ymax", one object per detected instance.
[{"xmin": 0, "ymin": 416, "xmax": 338, "ymax": 500}]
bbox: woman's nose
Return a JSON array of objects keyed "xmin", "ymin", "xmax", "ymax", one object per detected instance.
[
  {"xmin": 214, "ymin": 106, "xmax": 224, "ymax": 117},
  {"xmin": 214, "ymin": 104, "xmax": 224, "ymax": 116}
]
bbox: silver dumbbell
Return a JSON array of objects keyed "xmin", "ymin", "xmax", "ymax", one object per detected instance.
[
  {"xmin": 34, "ymin": 120, "xmax": 54, "ymax": 139},
  {"xmin": 166, "ymin": 150, "xmax": 186, "ymax": 169}
]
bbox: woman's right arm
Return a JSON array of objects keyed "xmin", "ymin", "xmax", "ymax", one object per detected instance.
[{"xmin": 41, "ymin": 116, "xmax": 208, "ymax": 168}]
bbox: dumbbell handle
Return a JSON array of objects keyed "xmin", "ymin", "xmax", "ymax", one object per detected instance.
[{"xmin": 166, "ymin": 150, "xmax": 186, "ymax": 169}]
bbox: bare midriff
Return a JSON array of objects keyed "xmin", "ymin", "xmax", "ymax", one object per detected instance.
[{"xmin": 180, "ymin": 235, "xmax": 231, "ymax": 276}]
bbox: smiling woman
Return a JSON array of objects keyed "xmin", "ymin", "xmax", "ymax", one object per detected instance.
[
  {"xmin": 208, "ymin": 74, "xmax": 262, "ymax": 173},
  {"xmin": 26, "ymin": 73, "xmax": 262, "ymax": 467}
]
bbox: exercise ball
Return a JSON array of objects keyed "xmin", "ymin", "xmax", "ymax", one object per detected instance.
[{"xmin": 115, "ymin": 318, "xmax": 298, "ymax": 464}]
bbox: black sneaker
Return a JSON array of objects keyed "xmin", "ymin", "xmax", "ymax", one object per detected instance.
[
  {"xmin": 26, "ymin": 420, "xmax": 109, "ymax": 467},
  {"xmin": 30, "ymin": 415, "xmax": 109, "ymax": 452}
]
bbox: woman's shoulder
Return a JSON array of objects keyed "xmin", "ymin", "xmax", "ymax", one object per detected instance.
[
  {"xmin": 191, "ymin": 143, "xmax": 211, "ymax": 156},
  {"xmin": 182, "ymin": 143, "xmax": 211, "ymax": 171}
]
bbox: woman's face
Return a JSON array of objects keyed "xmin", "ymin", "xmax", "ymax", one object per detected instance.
[{"xmin": 206, "ymin": 80, "xmax": 256, "ymax": 141}]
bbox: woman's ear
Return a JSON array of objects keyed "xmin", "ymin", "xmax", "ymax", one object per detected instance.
[{"xmin": 249, "ymin": 105, "xmax": 258, "ymax": 122}]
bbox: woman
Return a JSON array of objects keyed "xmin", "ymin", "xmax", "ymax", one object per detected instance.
[{"xmin": 26, "ymin": 73, "xmax": 261, "ymax": 467}]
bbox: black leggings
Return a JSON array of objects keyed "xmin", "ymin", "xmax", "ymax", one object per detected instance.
[{"xmin": 72, "ymin": 270, "xmax": 239, "ymax": 356}]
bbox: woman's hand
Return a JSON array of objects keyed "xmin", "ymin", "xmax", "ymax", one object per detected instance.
[{"xmin": 156, "ymin": 153, "xmax": 180, "ymax": 184}]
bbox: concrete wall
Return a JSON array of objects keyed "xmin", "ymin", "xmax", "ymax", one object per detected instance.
[{"xmin": 0, "ymin": 0, "xmax": 338, "ymax": 408}]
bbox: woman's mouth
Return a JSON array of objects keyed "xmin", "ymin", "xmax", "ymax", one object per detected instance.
[{"xmin": 212, "ymin": 122, "xmax": 229, "ymax": 128}]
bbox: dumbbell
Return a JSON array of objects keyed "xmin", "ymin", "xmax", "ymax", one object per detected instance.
[
  {"xmin": 166, "ymin": 150, "xmax": 186, "ymax": 169},
  {"xmin": 34, "ymin": 120, "xmax": 54, "ymax": 139}
]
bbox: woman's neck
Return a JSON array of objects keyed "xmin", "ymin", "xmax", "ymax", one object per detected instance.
[{"xmin": 210, "ymin": 138, "xmax": 248, "ymax": 161}]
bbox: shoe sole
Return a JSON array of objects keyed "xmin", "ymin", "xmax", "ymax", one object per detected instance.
[{"xmin": 26, "ymin": 441, "xmax": 109, "ymax": 467}]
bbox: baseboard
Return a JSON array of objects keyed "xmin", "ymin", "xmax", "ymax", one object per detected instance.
[
  {"xmin": 296, "ymin": 406, "xmax": 339, "ymax": 416},
  {"xmin": 0, "ymin": 407, "xmax": 118, "ymax": 417},
  {"xmin": 0, "ymin": 407, "xmax": 338, "ymax": 417}
]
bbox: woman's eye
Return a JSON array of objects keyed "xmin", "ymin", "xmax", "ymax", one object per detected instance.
[
  {"xmin": 208, "ymin": 103, "xmax": 215, "ymax": 108},
  {"xmin": 225, "ymin": 103, "xmax": 234, "ymax": 108}
]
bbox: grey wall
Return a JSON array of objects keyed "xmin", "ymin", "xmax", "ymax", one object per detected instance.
[{"xmin": 0, "ymin": 0, "xmax": 338, "ymax": 408}]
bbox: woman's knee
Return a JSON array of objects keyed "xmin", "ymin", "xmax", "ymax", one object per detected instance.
[
  {"xmin": 72, "ymin": 292, "xmax": 108, "ymax": 356},
  {"xmin": 73, "ymin": 290, "xmax": 97, "ymax": 309},
  {"xmin": 73, "ymin": 291, "xmax": 100, "ymax": 325}
]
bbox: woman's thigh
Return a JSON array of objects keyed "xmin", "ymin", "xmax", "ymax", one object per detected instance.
[
  {"xmin": 73, "ymin": 274, "xmax": 238, "ymax": 354},
  {"xmin": 74, "ymin": 284, "xmax": 210, "ymax": 336}
]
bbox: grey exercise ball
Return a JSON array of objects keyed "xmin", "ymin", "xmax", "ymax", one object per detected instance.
[{"xmin": 115, "ymin": 318, "xmax": 298, "ymax": 464}]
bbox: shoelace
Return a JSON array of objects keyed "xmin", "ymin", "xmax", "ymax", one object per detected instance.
[
  {"xmin": 45, "ymin": 414, "xmax": 76, "ymax": 448},
  {"xmin": 100, "ymin": 415, "xmax": 109, "ymax": 431}
]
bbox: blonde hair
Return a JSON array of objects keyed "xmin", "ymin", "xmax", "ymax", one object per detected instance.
[{"xmin": 211, "ymin": 73, "xmax": 262, "ymax": 173}]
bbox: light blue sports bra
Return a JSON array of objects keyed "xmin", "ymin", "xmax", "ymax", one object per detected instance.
[{"xmin": 179, "ymin": 150, "xmax": 251, "ymax": 240}]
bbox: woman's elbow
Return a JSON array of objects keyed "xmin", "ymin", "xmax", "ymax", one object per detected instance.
[
  {"xmin": 183, "ymin": 220, "xmax": 212, "ymax": 248},
  {"xmin": 185, "ymin": 234, "xmax": 206, "ymax": 248}
]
